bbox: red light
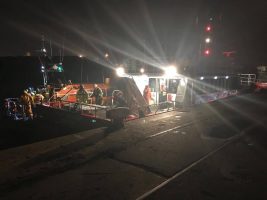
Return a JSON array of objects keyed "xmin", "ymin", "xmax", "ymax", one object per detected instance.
[
  {"xmin": 204, "ymin": 49, "xmax": 211, "ymax": 56},
  {"xmin": 206, "ymin": 25, "xmax": 211, "ymax": 32},
  {"xmin": 223, "ymin": 51, "xmax": 236, "ymax": 57}
]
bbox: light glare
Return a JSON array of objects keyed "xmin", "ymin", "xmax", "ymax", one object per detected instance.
[
  {"xmin": 205, "ymin": 38, "xmax": 211, "ymax": 43},
  {"xmin": 164, "ymin": 66, "xmax": 177, "ymax": 77},
  {"xmin": 116, "ymin": 67, "xmax": 125, "ymax": 77}
]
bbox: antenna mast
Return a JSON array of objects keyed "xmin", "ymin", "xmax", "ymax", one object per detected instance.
[
  {"xmin": 50, "ymin": 39, "xmax": 53, "ymax": 57},
  {"xmin": 40, "ymin": 35, "xmax": 48, "ymax": 86}
]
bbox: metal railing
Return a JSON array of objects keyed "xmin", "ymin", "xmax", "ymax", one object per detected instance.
[
  {"xmin": 3, "ymin": 98, "xmax": 26, "ymax": 120},
  {"xmin": 46, "ymin": 100, "xmax": 109, "ymax": 120},
  {"xmin": 239, "ymin": 74, "xmax": 256, "ymax": 86}
]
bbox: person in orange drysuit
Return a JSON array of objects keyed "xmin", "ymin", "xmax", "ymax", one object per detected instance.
[
  {"xmin": 143, "ymin": 85, "xmax": 152, "ymax": 105},
  {"xmin": 20, "ymin": 90, "xmax": 34, "ymax": 120}
]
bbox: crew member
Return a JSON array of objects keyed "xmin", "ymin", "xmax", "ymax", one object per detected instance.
[
  {"xmin": 48, "ymin": 85, "xmax": 55, "ymax": 101},
  {"xmin": 143, "ymin": 85, "xmax": 153, "ymax": 105},
  {"xmin": 113, "ymin": 90, "xmax": 127, "ymax": 107},
  {"xmin": 159, "ymin": 84, "xmax": 167, "ymax": 103},
  {"xmin": 34, "ymin": 90, "xmax": 44, "ymax": 104},
  {"xmin": 76, "ymin": 84, "xmax": 89, "ymax": 104},
  {"xmin": 20, "ymin": 90, "xmax": 34, "ymax": 120},
  {"xmin": 91, "ymin": 84, "xmax": 103, "ymax": 105},
  {"xmin": 68, "ymin": 80, "xmax": 73, "ymax": 85}
]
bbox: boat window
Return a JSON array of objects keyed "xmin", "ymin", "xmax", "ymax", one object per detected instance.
[{"xmin": 167, "ymin": 79, "xmax": 179, "ymax": 93}]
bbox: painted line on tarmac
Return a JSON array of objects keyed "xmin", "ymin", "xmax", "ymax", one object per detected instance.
[
  {"xmin": 146, "ymin": 121, "xmax": 199, "ymax": 139},
  {"xmin": 149, "ymin": 112, "xmax": 185, "ymax": 122},
  {"xmin": 136, "ymin": 126, "xmax": 254, "ymax": 200}
]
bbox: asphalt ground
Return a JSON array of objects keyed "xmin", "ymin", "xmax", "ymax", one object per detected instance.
[
  {"xmin": 143, "ymin": 124, "xmax": 267, "ymax": 200},
  {"xmin": 0, "ymin": 92, "xmax": 266, "ymax": 199}
]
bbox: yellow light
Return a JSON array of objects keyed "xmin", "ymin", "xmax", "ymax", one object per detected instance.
[
  {"xmin": 116, "ymin": 67, "xmax": 125, "ymax": 77},
  {"xmin": 164, "ymin": 65, "xmax": 177, "ymax": 77},
  {"xmin": 140, "ymin": 68, "xmax": 145, "ymax": 73}
]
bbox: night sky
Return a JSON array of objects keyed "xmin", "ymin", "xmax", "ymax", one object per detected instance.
[{"xmin": 0, "ymin": 0, "xmax": 267, "ymax": 67}]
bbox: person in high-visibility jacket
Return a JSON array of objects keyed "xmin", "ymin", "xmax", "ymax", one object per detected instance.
[
  {"xmin": 76, "ymin": 84, "xmax": 89, "ymax": 104},
  {"xmin": 143, "ymin": 85, "xmax": 153, "ymax": 105},
  {"xmin": 34, "ymin": 93, "xmax": 44, "ymax": 104},
  {"xmin": 91, "ymin": 84, "xmax": 103, "ymax": 105},
  {"xmin": 20, "ymin": 90, "xmax": 34, "ymax": 119},
  {"xmin": 113, "ymin": 90, "xmax": 127, "ymax": 107}
]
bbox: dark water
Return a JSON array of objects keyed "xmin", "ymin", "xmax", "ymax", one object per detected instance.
[{"xmin": 0, "ymin": 116, "xmax": 109, "ymax": 150}]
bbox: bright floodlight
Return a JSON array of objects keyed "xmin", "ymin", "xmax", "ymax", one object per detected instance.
[
  {"xmin": 180, "ymin": 79, "xmax": 186, "ymax": 86},
  {"xmin": 225, "ymin": 76, "xmax": 229, "ymax": 79},
  {"xmin": 205, "ymin": 38, "xmax": 211, "ymax": 43},
  {"xmin": 79, "ymin": 54, "xmax": 83, "ymax": 58},
  {"xmin": 214, "ymin": 76, "xmax": 218, "ymax": 80},
  {"xmin": 105, "ymin": 53, "xmax": 109, "ymax": 58},
  {"xmin": 116, "ymin": 67, "xmax": 125, "ymax": 77},
  {"xmin": 164, "ymin": 66, "xmax": 177, "ymax": 77},
  {"xmin": 140, "ymin": 68, "xmax": 145, "ymax": 73},
  {"xmin": 200, "ymin": 76, "xmax": 204, "ymax": 80}
]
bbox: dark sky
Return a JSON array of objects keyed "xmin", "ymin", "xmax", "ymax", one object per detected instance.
[{"xmin": 0, "ymin": 0, "xmax": 267, "ymax": 66}]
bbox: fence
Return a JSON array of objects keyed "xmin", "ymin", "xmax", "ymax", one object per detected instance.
[{"xmin": 239, "ymin": 74, "xmax": 256, "ymax": 86}]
